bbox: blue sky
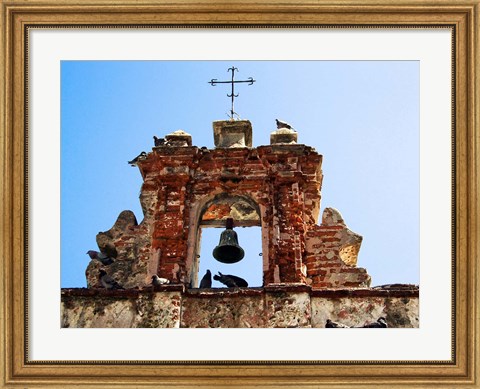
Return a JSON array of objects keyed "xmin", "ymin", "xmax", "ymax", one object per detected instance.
[{"xmin": 61, "ymin": 60, "xmax": 419, "ymax": 288}]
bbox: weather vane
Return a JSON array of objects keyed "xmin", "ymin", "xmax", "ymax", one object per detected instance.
[{"xmin": 209, "ymin": 67, "xmax": 255, "ymax": 120}]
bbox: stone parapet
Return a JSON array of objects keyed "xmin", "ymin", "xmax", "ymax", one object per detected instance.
[{"xmin": 61, "ymin": 285, "xmax": 419, "ymax": 328}]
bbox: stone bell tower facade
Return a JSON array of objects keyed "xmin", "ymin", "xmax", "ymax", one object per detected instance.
[
  {"xmin": 63, "ymin": 118, "xmax": 419, "ymax": 328},
  {"xmin": 85, "ymin": 120, "xmax": 370, "ymax": 290}
]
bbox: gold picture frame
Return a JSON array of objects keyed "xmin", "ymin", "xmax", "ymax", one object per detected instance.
[{"xmin": 1, "ymin": 0, "xmax": 478, "ymax": 387}]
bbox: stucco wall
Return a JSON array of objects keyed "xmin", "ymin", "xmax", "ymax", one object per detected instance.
[{"xmin": 61, "ymin": 285, "xmax": 418, "ymax": 329}]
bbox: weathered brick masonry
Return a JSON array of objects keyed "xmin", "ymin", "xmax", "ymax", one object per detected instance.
[{"xmin": 86, "ymin": 120, "xmax": 371, "ymax": 290}]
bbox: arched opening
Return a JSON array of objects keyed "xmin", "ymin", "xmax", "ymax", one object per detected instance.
[
  {"xmin": 198, "ymin": 226, "xmax": 263, "ymax": 288},
  {"xmin": 191, "ymin": 194, "xmax": 264, "ymax": 288}
]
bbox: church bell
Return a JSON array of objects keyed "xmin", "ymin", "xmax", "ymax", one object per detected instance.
[{"xmin": 212, "ymin": 218, "xmax": 245, "ymax": 264}]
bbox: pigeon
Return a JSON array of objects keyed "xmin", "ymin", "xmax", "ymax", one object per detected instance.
[
  {"xmin": 225, "ymin": 274, "xmax": 248, "ymax": 287},
  {"xmin": 151, "ymin": 275, "xmax": 170, "ymax": 286},
  {"xmin": 86, "ymin": 250, "xmax": 114, "ymax": 265},
  {"xmin": 276, "ymin": 119, "xmax": 296, "ymax": 131},
  {"xmin": 361, "ymin": 317, "xmax": 388, "ymax": 328},
  {"xmin": 325, "ymin": 319, "xmax": 350, "ymax": 328},
  {"xmin": 199, "ymin": 269, "xmax": 212, "ymax": 288},
  {"xmin": 213, "ymin": 272, "xmax": 237, "ymax": 287},
  {"xmin": 99, "ymin": 269, "xmax": 124, "ymax": 290},
  {"xmin": 153, "ymin": 136, "xmax": 165, "ymax": 146},
  {"xmin": 128, "ymin": 151, "xmax": 147, "ymax": 166},
  {"xmin": 213, "ymin": 272, "xmax": 248, "ymax": 288}
]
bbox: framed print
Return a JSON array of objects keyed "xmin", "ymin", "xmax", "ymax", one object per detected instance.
[{"xmin": 1, "ymin": 0, "xmax": 478, "ymax": 387}]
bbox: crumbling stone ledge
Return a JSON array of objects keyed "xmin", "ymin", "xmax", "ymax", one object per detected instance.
[{"xmin": 61, "ymin": 285, "xmax": 418, "ymax": 328}]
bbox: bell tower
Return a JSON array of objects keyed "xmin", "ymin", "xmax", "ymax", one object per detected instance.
[{"xmin": 85, "ymin": 119, "xmax": 371, "ymax": 290}]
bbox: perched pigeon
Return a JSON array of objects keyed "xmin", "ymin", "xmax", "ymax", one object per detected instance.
[
  {"xmin": 226, "ymin": 274, "xmax": 248, "ymax": 287},
  {"xmin": 325, "ymin": 319, "xmax": 350, "ymax": 328},
  {"xmin": 128, "ymin": 151, "xmax": 147, "ymax": 166},
  {"xmin": 151, "ymin": 275, "xmax": 170, "ymax": 286},
  {"xmin": 276, "ymin": 119, "xmax": 296, "ymax": 131},
  {"xmin": 213, "ymin": 272, "xmax": 248, "ymax": 288},
  {"xmin": 99, "ymin": 269, "xmax": 123, "ymax": 290},
  {"xmin": 153, "ymin": 136, "xmax": 165, "ymax": 147},
  {"xmin": 86, "ymin": 250, "xmax": 114, "ymax": 266},
  {"xmin": 199, "ymin": 269, "xmax": 212, "ymax": 288},
  {"xmin": 213, "ymin": 272, "xmax": 237, "ymax": 287},
  {"xmin": 361, "ymin": 317, "xmax": 388, "ymax": 328}
]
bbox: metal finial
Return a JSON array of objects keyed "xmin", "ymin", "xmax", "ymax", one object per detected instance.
[{"xmin": 209, "ymin": 67, "xmax": 255, "ymax": 120}]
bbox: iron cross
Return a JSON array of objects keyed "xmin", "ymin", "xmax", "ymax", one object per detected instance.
[{"xmin": 209, "ymin": 67, "xmax": 255, "ymax": 119}]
